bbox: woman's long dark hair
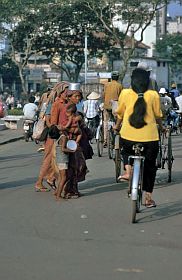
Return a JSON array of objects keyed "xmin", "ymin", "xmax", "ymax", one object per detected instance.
[{"xmin": 129, "ymin": 68, "xmax": 150, "ymax": 129}]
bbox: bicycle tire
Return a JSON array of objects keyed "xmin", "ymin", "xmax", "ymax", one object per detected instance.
[
  {"xmin": 130, "ymin": 159, "xmax": 141, "ymax": 223},
  {"xmin": 108, "ymin": 129, "xmax": 114, "ymax": 159},
  {"xmin": 97, "ymin": 127, "xmax": 104, "ymax": 157},
  {"xmin": 167, "ymin": 131, "xmax": 173, "ymax": 182},
  {"xmin": 115, "ymin": 149, "xmax": 121, "ymax": 183},
  {"xmin": 131, "ymin": 200, "xmax": 137, "ymax": 223}
]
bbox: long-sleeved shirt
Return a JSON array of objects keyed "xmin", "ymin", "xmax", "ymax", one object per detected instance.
[{"xmin": 50, "ymin": 98, "xmax": 68, "ymax": 126}]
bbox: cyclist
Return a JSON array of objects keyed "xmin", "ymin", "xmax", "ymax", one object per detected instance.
[
  {"xmin": 159, "ymin": 87, "xmax": 172, "ymax": 125},
  {"xmin": 103, "ymin": 71, "xmax": 123, "ymax": 147},
  {"xmin": 114, "ymin": 68, "xmax": 164, "ymax": 208},
  {"xmin": 83, "ymin": 91, "xmax": 101, "ymax": 137},
  {"xmin": 137, "ymin": 61, "xmax": 158, "ymax": 91}
]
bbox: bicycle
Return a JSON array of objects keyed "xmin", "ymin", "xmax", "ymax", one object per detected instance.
[
  {"xmin": 128, "ymin": 143, "xmax": 145, "ymax": 223},
  {"xmin": 157, "ymin": 126, "xmax": 174, "ymax": 183},
  {"xmin": 107, "ymin": 113, "xmax": 116, "ymax": 159},
  {"xmin": 107, "ymin": 101, "xmax": 118, "ymax": 159},
  {"xmin": 95, "ymin": 110, "xmax": 104, "ymax": 157},
  {"xmin": 113, "ymin": 132, "xmax": 122, "ymax": 183}
]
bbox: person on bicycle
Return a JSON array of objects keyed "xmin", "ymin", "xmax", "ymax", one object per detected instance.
[
  {"xmin": 114, "ymin": 68, "xmax": 163, "ymax": 208},
  {"xmin": 83, "ymin": 91, "xmax": 101, "ymax": 136},
  {"xmin": 159, "ymin": 87, "xmax": 172, "ymax": 125},
  {"xmin": 103, "ymin": 71, "xmax": 123, "ymax": 147}
]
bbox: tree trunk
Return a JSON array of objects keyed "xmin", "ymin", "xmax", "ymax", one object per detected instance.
[{"xmin": 18, "ymin": 67, "xmax": 27, "ymax": 95}]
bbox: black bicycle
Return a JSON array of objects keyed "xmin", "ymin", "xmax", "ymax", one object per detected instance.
[{"xmin": 157, "ymin": 127, "xmax": 174, "ymax": 182}]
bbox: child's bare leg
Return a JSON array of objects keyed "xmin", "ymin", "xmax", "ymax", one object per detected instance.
[{"xmin": 56, "ymin": 170, "xmax": 67, "ymax": 200}]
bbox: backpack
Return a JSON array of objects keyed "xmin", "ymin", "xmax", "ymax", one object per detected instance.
[{"xmin": 0, "ymin": 102, "xmax": 5, "ymax": 118}]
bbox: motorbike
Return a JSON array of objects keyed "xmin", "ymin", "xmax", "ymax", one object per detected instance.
[{"xmin": 23, "ymin": 119, "xmax": 35, "ymax": 142}]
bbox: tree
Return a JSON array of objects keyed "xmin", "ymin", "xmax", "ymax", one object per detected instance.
[
  {"xmin": 0, "ymin": 55, "xmax": 19, "ymax": 87},
  {"xmin": 155, "ymin": 33, "xmax": 182, "ymax": 84},
  {"xmin": 0, "ymin": 0, "xmax": 60, "ymax": 94},
  {"xmin": 32, "ymin": 2, "xmax": 112, "ymax": 81},
  {"xmin": 75, "ymin": 0, "xmax": 169, "ymax": 81}
]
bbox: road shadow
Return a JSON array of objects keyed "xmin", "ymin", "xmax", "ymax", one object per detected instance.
[
  {"xmin": 79, "ymin": 177, "xmax": 128, "ymax": 196},
  {"xmin": 0, "ymin": 163, "xmax": 30, "ymax": 171},
  {"xmin": 137, "ymin": 200, "xmax": 182, "ymax": 223},
  {"xmin": 0, "ymin": 177, "xmax": 37, "ymax": 190},
  {"xmin": 0, "ymin": 153, "xmax": 40, "ymax": 162},
  {"xmin": 155, "ymin": 170, "xmax": 182, "ymax": 189}
]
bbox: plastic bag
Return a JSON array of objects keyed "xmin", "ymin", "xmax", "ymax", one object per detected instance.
[{"xmin": 32, "ymin": 119, "xmax": 45, "ymax": 140}]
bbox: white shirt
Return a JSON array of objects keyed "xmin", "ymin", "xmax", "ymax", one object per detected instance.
[
  {"xmin": 175, "ymin": 95, "xmax": 182, "ymax": 113},
  {"xmin": 23, "ymin": 103, "xmax": 38, "ymax": 120}
]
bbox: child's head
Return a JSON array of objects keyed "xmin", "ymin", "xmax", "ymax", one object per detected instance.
[
  {"xmin": 66, "ymin": 103, "xmax": 77, "ymax": 117},
  {"xmin": 48, "ymin": 125, "xmax": 60, "ymax": 139}
]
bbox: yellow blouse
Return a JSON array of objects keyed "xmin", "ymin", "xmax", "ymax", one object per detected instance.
[{"xmin": 116, "ymin": 89, "xmax": 163, "ymax": 142}]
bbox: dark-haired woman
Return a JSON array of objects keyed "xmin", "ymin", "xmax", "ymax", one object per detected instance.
[{"xmin": 114, "ymin": 68, "xmax": 163, "ymax": 208}]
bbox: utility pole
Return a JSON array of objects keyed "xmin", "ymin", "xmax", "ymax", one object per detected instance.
[{"xmin": 84, "ymin": 27, "xmax": 88, "ymax": 85}]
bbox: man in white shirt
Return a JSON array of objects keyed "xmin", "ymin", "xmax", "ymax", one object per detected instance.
[
  {"xmin": 175, "ymin": 91, "xmax": 182, "ymax": 113},
  {"xmin": 23, "ymin": 96, "xmax": 38, "ymax": 120}
]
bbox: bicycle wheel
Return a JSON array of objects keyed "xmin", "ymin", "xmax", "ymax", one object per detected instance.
[
  {"xmin": 108, "ymin": 129, "xmax": 114, "ymax": 159},
  {"xmin": 131, "ymin": 200, "xmax": 137, "ymax": 223},
  {"xmin": 167, "ymin": 130, "xmax": 173, "ymax": 182},
  {"xmin": 131, "ymin": 159, "xmax": 141, "ymax": 223},
  {"xmin": 115, "ymin": 149, "xmax": 121, "ymax": 183},
  {"xmin": 96, "ymin": 126, "xmax": 104, "ymax": 157}
]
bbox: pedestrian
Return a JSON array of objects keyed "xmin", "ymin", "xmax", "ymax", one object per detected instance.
[
  {"xmin": 64, "ymin": 83, "xmax": 88, "ymax": 198},
  {"xmin": 114, "ymin": 68, "xmax": 164, "ymax": 208},
  {"xmin": 34, "ymin": 82, "xmax": 69, "ymax": 192},
  {"xmin": 103, "ymin": 71, "xmax": 123, "ymax": 147},
  {"xmin": 6, "ymin": 94, "xmax": 14, "ymax": 110}
]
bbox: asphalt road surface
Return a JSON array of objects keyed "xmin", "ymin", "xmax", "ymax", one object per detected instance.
[{"xmin": 0, "ymin": 136, "xmax": 182, "ymax": 280}]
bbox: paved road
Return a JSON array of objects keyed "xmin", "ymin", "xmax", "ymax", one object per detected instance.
[{"xmin": 0, "ymin": 136, "xmax": 182, "ymax": 280}]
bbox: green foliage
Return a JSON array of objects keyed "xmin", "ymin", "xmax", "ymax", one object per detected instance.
[
  {"xmin": 7, "ymin": 108, "xmax": 23, "ymax": 115},
  {"xmin": 155, "ymin": 33, "xmax": 182, "ymax": 76},
  {"xmin": 0, "ymin": 55, "xmax": 19, "ymax": 84}
]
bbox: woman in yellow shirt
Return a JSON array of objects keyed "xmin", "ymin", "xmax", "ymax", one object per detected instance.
[{"xmin": 115, "ymin": 68, "xmax": 163, "ymax": 208}]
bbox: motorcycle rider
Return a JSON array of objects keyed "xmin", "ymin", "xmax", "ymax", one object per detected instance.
[
  {"xmin": 23, "ymin": 96, "xmax": 38, "ymax": 140},
  {"xmin": 23, "ymin": 95, "xmax": 38, "ymax": 121}
]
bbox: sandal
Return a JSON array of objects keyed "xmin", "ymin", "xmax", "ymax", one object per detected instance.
[
  {"xmin": 64, "ymin": 193, "xmax": 79, "ymax": 199},
  {"xmin": 35, "ymin": 185, "xmax": 50, "ymax": 192},
  {"xmin": 46, "ymin": 179, "xmax": 57, "ymax": 190},
  {"xmin": 145, "ymin": 199, "xmax": 156, "ymax": 208},
  {"xmin": 118, "ymin": 175, "xmax": 129, "ymax": 182}
]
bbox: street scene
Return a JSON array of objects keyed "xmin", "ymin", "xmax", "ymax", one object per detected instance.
[{"xmin": 1, "ymin": 0, "xmax": 182, "ymax": 280}]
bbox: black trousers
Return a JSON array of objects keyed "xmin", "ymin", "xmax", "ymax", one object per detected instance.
[{"xmin": 120, "ymin": 138, "xmax": 159, "ymax": 193}]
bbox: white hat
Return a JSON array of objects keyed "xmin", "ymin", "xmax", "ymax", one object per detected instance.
[
  {"xmin": 87, "ymin": 91, "xmax": 101, "ymax": 100},
  {"xmin": 68, "ymin": 83, "xmax": 81, "ymax": 91},
  {"xmin": 137, "ymin": 62, "xmax": 152, "ymax": 72},
  {"xmin": 159, "ymin": 87, "xmax": 167, "ymax": 94}
]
